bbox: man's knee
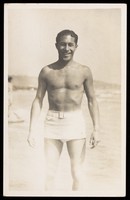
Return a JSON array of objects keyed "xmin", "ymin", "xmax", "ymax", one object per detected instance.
[{"xmin": 45, "ymin": 162, "xmax": 57, "ymax": 177}]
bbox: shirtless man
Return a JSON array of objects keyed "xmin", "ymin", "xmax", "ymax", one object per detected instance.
[{"xmin": 27, "ymin": 30, "xmax": 100, "ymax": 191}]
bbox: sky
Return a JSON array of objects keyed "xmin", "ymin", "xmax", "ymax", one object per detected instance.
[{"xmin": 5, "ymin": 4, "xmax": 126, "ymax": 84}]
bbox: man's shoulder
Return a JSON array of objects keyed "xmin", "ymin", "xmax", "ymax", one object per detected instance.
[
  {"xmin": 76, "ymin": 63, "xmax": 93, "ymax": 80},
  {"xmin": 39, "ymin": 63, "xmax": 57, "ymax": 79},
  {"xmin": 40, "ymin": 64, "xmax": 53, "ymax": 75},
  {"xmin": 41, "ymin": 65, "xmax": 50, "ymax": 72},
  {"xmin": 41, "ymin": 62, "xmax": 57, "ymax": 72},
  {"xmin": 77, "ymin": 63, "xmax": 92, "ymax": 73}
]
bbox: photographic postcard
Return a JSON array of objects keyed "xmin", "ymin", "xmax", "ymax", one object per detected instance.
[{"xmin": 4, "ymin": 3, "xmax": 126, "ymax": 197}]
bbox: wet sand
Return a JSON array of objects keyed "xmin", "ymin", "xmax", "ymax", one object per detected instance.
[{"xmin": 4, "ymin": 89, "xmax": 125, "ymax": 196}]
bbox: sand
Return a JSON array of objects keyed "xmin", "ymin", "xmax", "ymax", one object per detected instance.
[{"xmin": 4, "ymin": 88, "xmax": 125, "ymax": 196}]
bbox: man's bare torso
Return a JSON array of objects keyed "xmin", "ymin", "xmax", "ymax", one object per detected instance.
[{"xmin": 42, "ymin": 62, "xmax": 88, "ymax": 111}]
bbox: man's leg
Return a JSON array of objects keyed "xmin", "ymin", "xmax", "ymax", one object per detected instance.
[
  {"xmin": 44, "ymin": 138, "xmax": 63, "ymax": 190},
  {"xmin": 67, "ymin": 138, "xmax": 86, "ymax": 190}
]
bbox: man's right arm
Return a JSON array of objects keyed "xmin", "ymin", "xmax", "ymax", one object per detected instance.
[
  {"xmin": 83, "ymin": 67, "xmax": 100, "ymax": 148},
  {"xmin": 27, "ymin": 69, "xmax": 47, "ymax": 147}
]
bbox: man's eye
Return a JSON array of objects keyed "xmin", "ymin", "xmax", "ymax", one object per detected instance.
[
  {"xmin": 59, "ymin": 43, "xmax": 74, "ymax": 47},
  {"xmin": 69, "ymin": 43, "xmax": 74, "ymax": 47},
  {"xmin": 60, "ymin": 43, "xmax": 65, "ymax": 46}
]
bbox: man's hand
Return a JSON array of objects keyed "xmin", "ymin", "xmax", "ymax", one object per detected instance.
[
  {"xmin": 89, "ymin": 130, "xmax": 100, "ymax": 149},
  {"xmin": 27, "ymin": 133, "xmax": 36, "ymax": 148}
]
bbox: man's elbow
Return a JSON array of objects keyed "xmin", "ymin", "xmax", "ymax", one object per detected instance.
[
  {"xmin": 88, "ymin": 96, "xmax": 97, "ymax": 104},
  {"xmin": 88, "ymin": 97, "xmax": 99, "ymax": 109},
  {"xmin": 32, "ymin": 97, "xmax": 42, "ymax": 107}
]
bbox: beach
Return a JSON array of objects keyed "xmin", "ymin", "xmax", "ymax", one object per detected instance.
[{"xmin": 4, "ymin": 84, "xmax": 125, "ymax": 196}]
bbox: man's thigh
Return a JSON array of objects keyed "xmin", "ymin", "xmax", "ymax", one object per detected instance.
[
  {"xmin": 44, "ymin": 138, "xmax": 63, "ymax": 163},
  {"xmin": 66, "ymin": 138, "xmax": 86, "ymax": 162}
]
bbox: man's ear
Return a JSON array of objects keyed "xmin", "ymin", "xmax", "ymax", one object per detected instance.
[{"xmin": 55, "ymin": 43, "xmax": 58, "ymax": 49}]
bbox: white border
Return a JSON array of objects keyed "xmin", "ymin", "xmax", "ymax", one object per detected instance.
[
  {"xmin": 121, "ymin": 4, "xmax": 127, "ymax": 196},
  {"xmin": 4, "ymin": 3, "xmax": 127, "ymax": 197},
  {"xmin": 5, "ymin": 3, "xmax": 126, "ymax": 9},
  {"xmin": 4, "ymin": 4, "xmax": 9, "ymax": 196}
]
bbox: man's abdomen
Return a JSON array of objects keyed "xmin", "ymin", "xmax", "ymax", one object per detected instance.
[{"xmin": 48, "ymin": 88, "xmax": 84, "ymax": 111}]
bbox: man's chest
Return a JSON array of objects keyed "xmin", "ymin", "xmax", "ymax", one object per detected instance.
[{"xmin": 45, "ymin": 69, "xmax": 85, "ymax": 90}]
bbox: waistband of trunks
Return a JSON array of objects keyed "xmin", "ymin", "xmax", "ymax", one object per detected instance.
[{"xmin": 47, "ymin": 109, "xmax": 83, "ymax": 119}]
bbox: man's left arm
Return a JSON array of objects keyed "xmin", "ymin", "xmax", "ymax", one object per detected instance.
[{"xmin": 83, "ymin": 67, "xmax": 100, "ymax": 148}]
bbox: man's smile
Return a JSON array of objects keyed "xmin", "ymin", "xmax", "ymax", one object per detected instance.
[{"xmin": 63, "ymin": 53, "xmax": 71, "ymax": 56}]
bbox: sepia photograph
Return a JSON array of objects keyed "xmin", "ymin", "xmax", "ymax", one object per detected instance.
[{"xmin": 4, "ymin": 3, "xmax": 126, "ymax": 197}]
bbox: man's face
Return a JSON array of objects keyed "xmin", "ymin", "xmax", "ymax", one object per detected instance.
[{"xmin": 56, "ymin": 35, "xmax": 78, "ymax": 62}]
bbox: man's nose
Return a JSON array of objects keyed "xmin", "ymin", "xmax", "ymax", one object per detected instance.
[{"xmin": 64, "ymin": 44, "xmax": 69, "ymax": 51}]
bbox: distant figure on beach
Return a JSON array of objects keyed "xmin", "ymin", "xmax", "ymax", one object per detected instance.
[
  {"xmin": 28, "ymin": 30, "xmax": 100, "ymax": 190},
  {"xmin": 8, "ymin": 76, "xmax": 24, "ymax": 123},
  {"xmin": 8, "ymin": 76, "xmax": 13, "ymax": 114}
]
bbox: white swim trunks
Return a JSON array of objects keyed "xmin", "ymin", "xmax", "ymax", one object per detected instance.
[{"xmin": 44, "ymin": 110, "xmax": 86, "ymax": 142}]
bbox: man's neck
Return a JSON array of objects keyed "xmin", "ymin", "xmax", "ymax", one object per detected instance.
[{"xmin": 57, "ymin": 59, "xmax": 75, "ymax": 68}]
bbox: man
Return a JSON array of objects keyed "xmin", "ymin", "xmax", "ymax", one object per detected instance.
[{"xmin": 27, "ymin": 30, "xmax": 100, "ymax": 191}]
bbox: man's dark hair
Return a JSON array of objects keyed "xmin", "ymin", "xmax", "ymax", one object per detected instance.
[{"xmin": 56, "ymin": 29, "xmax": 78, "ymax": 44}]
